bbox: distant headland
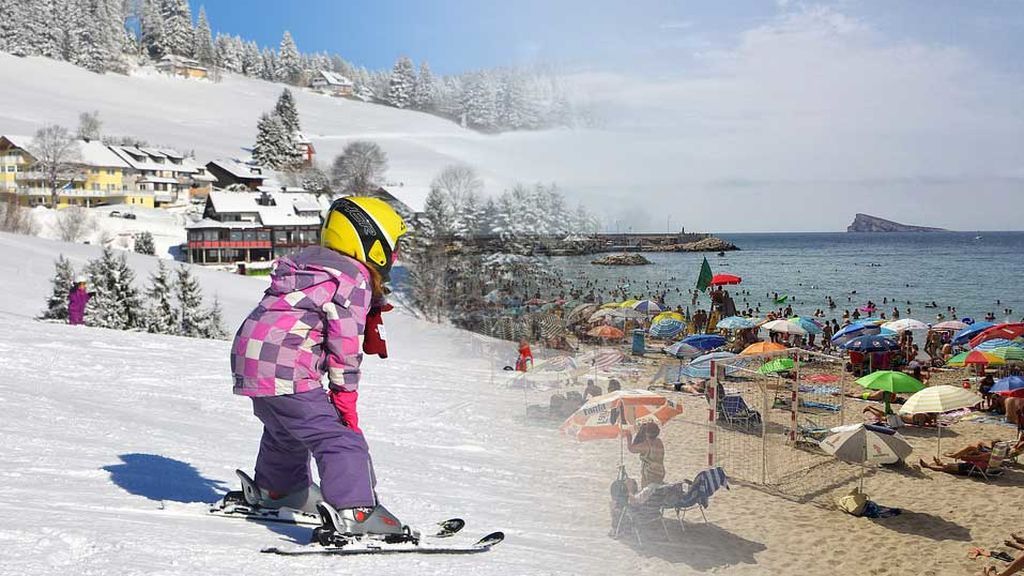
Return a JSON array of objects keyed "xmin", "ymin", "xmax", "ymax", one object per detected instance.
[{"xmin": 846, "ymin": 213, "xmax": 946, "ymax": 233}]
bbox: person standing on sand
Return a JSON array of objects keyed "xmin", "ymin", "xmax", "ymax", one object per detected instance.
[
  {"xmin": 626, "ymin": 421, "xmax": 666, "ymax": 489},
  {"xmin": 67, "ymin": 275, "xmax": 91, "ymax": 325},
  {"xmin": 515, "ymin": 340, "xmax": 534, "ymax": 372}
]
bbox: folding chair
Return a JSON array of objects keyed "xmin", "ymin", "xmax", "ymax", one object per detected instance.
[
  {"xmin": 968, "ymin": 442, "xmax": 1009, "ymax": 480},
  {"xmin": 718, "ymin": 394, "xmax": 762, "ymax": 430}
]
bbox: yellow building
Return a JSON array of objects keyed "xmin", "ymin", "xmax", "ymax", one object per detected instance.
[
  {"xmin": 156, "ymin": 55, "xmax": 209, "ymax": 79},
  {"xmin": 0, "ymin": 135, "xmax": 133, "ymax": 208}
]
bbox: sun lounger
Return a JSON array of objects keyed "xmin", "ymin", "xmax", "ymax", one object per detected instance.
[
  {"xmin": 967, "ymin": 442, "xmax": 1009, "ymax": 480},
  {"xmin": 718, "ymin": 394, "xmax": 762, "ymax": 430},
  {"xmin": 612, "ymin": 467, "xmax": 729, "ymax": 544}
]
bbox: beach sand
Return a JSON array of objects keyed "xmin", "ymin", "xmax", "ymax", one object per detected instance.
[{"xmin": 539, "ymin": 350, "xmax": 1021, "ymax": 576}]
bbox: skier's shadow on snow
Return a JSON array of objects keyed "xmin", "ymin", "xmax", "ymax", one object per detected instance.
[{"xmin": 103, "ymin": 453, "xmax": 229, "ymax": 503}]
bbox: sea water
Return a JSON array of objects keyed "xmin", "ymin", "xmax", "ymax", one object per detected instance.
[{"xmin": 548, "ymin": 231, "xmax": 1024, "ymax": 323}]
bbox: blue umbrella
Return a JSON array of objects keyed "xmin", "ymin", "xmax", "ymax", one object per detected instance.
[
  {"xmin": 973, "ymin": 338, "xmax": 1024, "ymax": 351},
  {"xmin": 789, "ymin": 317, "xmax": 823, "ymax": 335},
  {"xmin": 649, "ymin": 319, "xmax": 685, "ymax": 339},
  {"xmin": 717, "ymin": 316, "xmax": 757, "ymax": 330},
  {"xmin": 663, "ymin": 341, "xmax": 703, "ymax": 359},
  {"xmin": 953, "ymin": 322, "xmax": 994, "ymax": 345},
  {"xmin": 831, "ymin": 323, "xmax": 882, "ymax": 344},
  {"xmin": 679, "ymin": 334, "xmax": 727, "ymax": 351},
  {"xmin": 841, "ymin": 335, "xmax": 901, "ymax": 353},
  {"xmin": 632, "ymin": 300, "xmax": 662, "ymax": 314},
  {"xmin": 991, "ymin": 376, "xmax": 1024, "ymax": 395},
  {"xmin": 681, "ymin": 352, "xmax": 744, "ymax": 378},
  {"xmin": 690, "ymin": 351, "xmax": 738, "ymax": 366}
]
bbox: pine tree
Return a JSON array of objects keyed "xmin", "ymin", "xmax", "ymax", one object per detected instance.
[
  {"xmin": 274, "ymin": 88, "xmax": 301, "ymax": 134},
  {"xmin": 144, "ymin": 259, "xmax": 176, "ymax": 334},
  {"xmin": 85, "ymin": 247, "xmax": 140, "ymax": 329},
  {"xmin": 191, "ymin": 5, "xmax": 214, "ymax": 65},
  {"xmin": 385, "ymin": 56, "xmax": 416, "ymax": 109},
  {"xmin": 42, "ymin": 255, "xmax": 76, "ymax": 321},
  {"xmin": 159, "ymin": 0, "xmax": 192, "ymax": 57},
  {"xmin": 175, "ymin": 265, "xmax": 204, "ymax": 337},
  {"xmin": 252, "ymin": 112, "xmax": 300, "ymax": 169},
  {"xmin": 462, "ymin": 72, "xmax": 497, "ymax": 130},
  {"xmin": 277, "ymin": 30, "xmax": 301, "ymax": 84},
  {"xmin": 241, "ymin": 40, "xmax": 262, "ymax": 76},
  {"xmin": 411, "ymin": 61, "xmax": 436, "ymax": 111},
  {"xmin": 199, "ymin": 295, "xmax": 228, "ymax": 339},
  {"xmin": 404, "ymin": 189, "xmax": 451, "ymax": 321},
  {"xmin": 78, "ymin": 0, "xmax": 116, "ymax": 73},
  {"xmin": 133, "ymin": 231, "xmax": 155, "ymax": 255},
  {"xmin": 260, "ymin": 47, "xmax": 277, "ymax": 81},
  {"xmin": 139, "ymin": 0, "xmax": 163, "ymax": 58}
]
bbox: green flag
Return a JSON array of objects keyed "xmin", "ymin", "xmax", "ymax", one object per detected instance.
[{"xmin": 695, "ymin": 257, "xmax": 713, "ymax": 292}]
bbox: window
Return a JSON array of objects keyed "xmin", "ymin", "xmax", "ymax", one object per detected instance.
[
  {"xmin": 274, "ymin": 230, "xmax": 288, "ymax": 243},
  {"xmin": 203, "ymin": 230, "xmax": 219, "ymax": 241},
  {"xmin": 5, "ymin": 166, "xmax": 13, "ymax": 172},
  {"xmin": 243, "ymin": 230, "xmax": 256, "ymax": 241},
  {"xmin": 257, "ymin": 230, "xmax": 270, "ymax": 241},
  {"xmin": 107, "ymin": 169, "xmax": 115, "ymax": 175},
  {"xmin": 92, "ymin": 184, "xmax": 100, "ymax": 191},
  {"xmin": 229, "ymin": 230, "xmax": 242, "ymax": 242}
]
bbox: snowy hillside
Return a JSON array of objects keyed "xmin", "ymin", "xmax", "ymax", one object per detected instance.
[{"xmin": 0, "ymin": 232, "xmax": 654, "ymax": 576}]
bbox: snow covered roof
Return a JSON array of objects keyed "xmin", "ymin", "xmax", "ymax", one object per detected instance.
[
  {"xmin": 207, "ymin": 190, "xmax": 322, "ymax": 227},
  {"xmin": 1, "ymin": 135, "xmax": 127, "ymax": 169},
  {"xmin": 108, "ymin": 145, "xmax": 199, "ymax": 174},
  {"xmin": 157, "ymin": 55, "xmax": 207, "ymax": 70},
  {"xmin": 270, "ymin": 191, "xmax": 320, "ymax": 214},
  {"xmin": 139, "ymin": 176, "xmax": 180, "ymax": 184},
  {"xmin": 208, "ymin": 159, "xmax": 266, "ymax": 180},
  {"xmin": 185, "ymin": 218, "xmax": 261, "ymax": 230},
  {"xmin": 256, "ymin": 207, "xmax": 321, "ymax": 227},
  {"xmin": 313, "ymin": 70, "xmax": 353, "ymax": 87},
  {"xmin": 208, "ymin": 191, "xmax": 260, "ymax": 215}
]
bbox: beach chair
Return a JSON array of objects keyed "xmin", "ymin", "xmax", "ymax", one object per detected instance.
[
  {"xmin": 968, "ymin": 442, "xmax": 1009, "ymax": 480},
  {"xmin": 613, "ymin": 467, "xmax": 730, "ymax": 544},
  {"xmin": 718, "ymin": 394, "xmax": 762, "ymax": 430},
  {"xmin": 665, "ymin": 467, "xmax": 729, "ymax": 529}
]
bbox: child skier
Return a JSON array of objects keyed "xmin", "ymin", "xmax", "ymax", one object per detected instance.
[
  {"xmin": 230, "ymin": 197, "xmax": 407, "ymax": 538},
  {"xmin": 67, "ymin": 275, "xmax": 91, "ymax": 325}
]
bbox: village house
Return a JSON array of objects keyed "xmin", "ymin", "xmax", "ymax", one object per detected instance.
[
  {"xmin": 293, "ymin": 131, "xmax": 316, "ymax": 167},
  {"xmin": 184, "ymin": 189, "xmax": 323, "ymax": 264},
  {"xmin": 156, "ymin": 55, "xmax": 209, "ymax": 79},
  {"xmin": 109, "ymin": 145, "xmax": 215, "ymax": 207},
  {"xmin": 309, "ymin": 70, "xmax": 354, "ymax": 97},
  {"xmin": 0, "ymin": 135, "xmax": 137, "ymax": 208},
  {"xmin": 205, "ymin": 159, "xmax": 267, "ymax": 190}
]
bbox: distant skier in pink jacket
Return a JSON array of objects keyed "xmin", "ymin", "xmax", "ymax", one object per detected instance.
[
  {"xmin": 230, "ymin": 197, "xmax": 408, "ymax": 539},
  {"xmin": 67, "ymin": 275, "xmax": 91, "ymax": 325}
]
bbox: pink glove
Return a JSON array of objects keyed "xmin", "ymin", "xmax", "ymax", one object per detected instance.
[{"xmin": 329, "ymin": 390, "xmax": 361, "ymax": 434}]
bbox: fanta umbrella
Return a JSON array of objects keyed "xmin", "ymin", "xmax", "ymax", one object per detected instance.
[
  {"xmin": 992, "ymin": 375, "xmax": 1024, "ymax": 396},
  {"xmin": 840, "ymin": 335, "xmax": 900, "ymax": 353},
  {"xmin": 969, "ymin": 323, "xmax": 1024, "ymax": 349},
  {"xmin": 758, "ymin": 357, "xmax": 795, "ymax": 374},
  {"xmin": 663, "ymin": 341, "xmax": 703, "ymax": 359},
  {"xmin": 953, "ymin": 321, "xmax": 994, "ymax": 345},
  {"xmin": 717, "ymin": 316, "xmax": 758, "ymax": 330},
  {"xmin": 649, "ymin": 318, "xmax": 685, "ymax": 339},
  {"xmin": 933, "ymin": 320, "xmax": 968, "ymax": 331},
  {"xmin": 653, "ymin": 311, "xmax": 685, "ymax": 324},
  {"xmin": 709, "ymin": 273, "xmax": 742, "ymax": 286},
  {"xmin": 587, "ymin": 325, "xmax": 625, "ymax": 340},
  {"xmin": 632, "ymin": 300, "xmax": 662, "ymax": 314},
  {"xmin": 882, "ymin": 318, "xmax": 930, "ymax": 332},
  {"xmin": 560, "ymin": 389, "xmax": 684, "ymax": 464},
  {"xmin": 741, "ymin": 341, "xmax": 787, "ymax": 355},
  {"xmin": 973, "ymin": 338, "xmax": 1024, "ymax": 351},
  {"xmin": 679, "ymin": 334, "xmax": 727, "ymax": 350},
  {"xmin": 789, "ymin": 317, "xmax": 823, "ymax": 335},
  {"xmin": 762, "ymin": 319, "xmax": 807, "ymax": 336},
  {"xmin": 898, "ymin": 385, "xmax": 981, "ymax": 455}
]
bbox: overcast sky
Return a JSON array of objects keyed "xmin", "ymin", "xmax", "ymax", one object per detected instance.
[{"xmin": 199, "ymin": 1, "xmax": 1024, "ymax": 231}]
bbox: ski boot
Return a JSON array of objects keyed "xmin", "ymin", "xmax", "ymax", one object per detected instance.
[
  {"xmin": 312, "ymin": 500, "xmax": 418, "ymax": 547},
  {"xmin": 211, "ymin": 470, "xmax": 322, "ymax": 524}
]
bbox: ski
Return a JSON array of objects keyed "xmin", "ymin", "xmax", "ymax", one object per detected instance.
[{"xmin": 260, "ymin": 531, "xmax": 504, "ymax": 556}]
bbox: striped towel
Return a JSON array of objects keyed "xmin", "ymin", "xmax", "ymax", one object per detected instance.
[{"xmin": 676, "ymin": 467, "xmax": 729, "ymax": 510}]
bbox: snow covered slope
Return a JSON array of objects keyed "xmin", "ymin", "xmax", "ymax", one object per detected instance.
[{"xmin": 0, "ymin": 232, "xmax": 648, "ymax": 576}]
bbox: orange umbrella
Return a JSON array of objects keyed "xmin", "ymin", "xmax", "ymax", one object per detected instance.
[
  {"xmin": 587, "ymin": 325, "xmax": 625, "ymax": 340},
  {"xmin": 740, "ymin": 341, "xmax": 787, "ymax": 355},
  {"xmin": 962, "ymin": 350, "xmax": 1004, "ymax": 366},
  {"xmin": 560, "ymin": 389, "xmax": 683, "ymax": 442}
]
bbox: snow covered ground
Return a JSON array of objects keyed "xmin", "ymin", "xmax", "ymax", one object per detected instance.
[
  {"xmin": 0, "ymin": 232, "xmax": 649, "ymax": 576},
  {"xmin": 30, "ymin": 204, "xmax": 193, "ymax": 260}
]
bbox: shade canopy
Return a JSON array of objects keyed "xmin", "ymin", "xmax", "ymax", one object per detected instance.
[
  {"xmin": 856, "ymin": 370, "xmax": 925, "ymax": 394},
  {"xmin": 710, "ymin": 274, "xmax": 742, "ymax": 286},
  {"xmin": 968, "ymin": 323, "xmax": 1024, "ymax": 349},
  {"xmin": 560, "ymin": 389, "xmax": 683, "ymax": 442},
  {"xmin": 898, "ymin": 385, "xmax": 981, "ymax": 415},
  {"xmin": 820, "ymin": 423, "xmax": 912, "ymax": 466},
  {"xmin": 740, "ymin": 342, "xmax": 787, "ymax": 355},
  {"xmin": 841, "ymin": 335, "xmax": 900, "ymax": 353},
  {"xmin": 881, "ymin": 318, "xmax": 930, "ymax": 332}
]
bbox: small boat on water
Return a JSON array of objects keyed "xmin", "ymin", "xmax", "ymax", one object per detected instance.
[
  {"xmin": 716, "ymin": 251, "xmax": 725, "ymax": 257},
  {"xmin": 974, "ymin": 234, "xmax": 983, "ymax": 240}
]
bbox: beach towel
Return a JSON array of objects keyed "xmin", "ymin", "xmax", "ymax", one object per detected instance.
[{"xmin": 862, "ymin": 501, "xmax": 902, "ymax": 518}]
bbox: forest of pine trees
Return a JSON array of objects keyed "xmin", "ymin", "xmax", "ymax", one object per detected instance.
[
  {"xmin": 0, "ymin": 0, "xmax": 580, "ymax": 132},
  {"xmin": 40, "ymin": 249, "xmax": 227, "ymax": 339}
]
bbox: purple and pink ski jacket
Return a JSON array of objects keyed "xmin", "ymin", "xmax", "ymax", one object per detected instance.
[{"xmin": 231, "ymin": 246, "xmax": 372, "ymax": 397}]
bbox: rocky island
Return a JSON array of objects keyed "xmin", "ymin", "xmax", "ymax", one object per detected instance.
[
  {"xmin": 591, "ymin": 253, "xmax": 652, "ymax": 266},
  {"xmin": 847, "ymin": 213, "xmax": 946, "ymax": 233}
]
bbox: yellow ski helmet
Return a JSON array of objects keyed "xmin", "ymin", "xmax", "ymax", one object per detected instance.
[{"xmin": 322, "ymin": 196, "xmax": 407, "ymax": 280}]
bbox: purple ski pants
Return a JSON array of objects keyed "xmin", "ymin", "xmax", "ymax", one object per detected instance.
[{"xmin": 251, "ymin": 387, "xmax": 376, "ymax": 508}]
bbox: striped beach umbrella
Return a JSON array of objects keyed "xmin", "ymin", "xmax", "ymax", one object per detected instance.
[
  {"xmin": 969, "ymin": 323, "xmax": 1024, "ymax": 349},
  {"xmin": 491, "ymin": 317, "xmax": 530, "ymax": 341},
  {"xmin": 762, "ymin": 319, "xmax": 807, "ymax": 336},
  {"xmin": 881, "ymin": 318, "xmax": 930, "ymax": 332},
  {"xmin": 988, "ymin": 346, "xmax": 1024, "ymax": 363},
  {"xmin": 789, "ymin": 317, "xmax": 823, "ymax": 335},
  {"xmin": 632, "ymin": 300, "xmax": 662, "ymax": 314},
  {"xmin": 946, "ymin": 350, "xmax": 1004, "ymax": 367},
  {"xmin": 973, "ymin": 338, "xmax": 1024, "ymax": 351},
  {"xmin": 653, "ymin": 311, "xmax": 685, "ymax": 324},
  {"xmin": 663, "ymin": 341, "xmax": 703, "ymax": 359},
  {"xmin": 566, "ymin": 303, "xmax": 600, "ymax": 326},
  {"xmin": 575, "ymin": 348, "xmax": 625, "ymax": 371},
  {"xmin": 523, "ymin": 313, "xmax": 566, "ymax": 339},
  {"xmin": 587, "ymin": 325, "xmax": 625, "ymax": 341},
  {"xmin": 560, "ymin": 389, "xmax": 683, "ymax": 442},
  {"xmin": 933, "ymin": 320, "xmax": 968, "ymax": 331},
  {"xmin": 717, "ymin": 316, "xmax": 757, "ymax": 330},
  {"xmin": 992, "ymin": 376, "xmax": 1024, "ymax": 396},
  {"xmin": 649, "ymin": 318, "xmax": 685, "ymax": 339}
]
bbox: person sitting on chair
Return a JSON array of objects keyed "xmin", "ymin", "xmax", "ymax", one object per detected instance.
[{"xmin": 584, "ymin": 379, "xmax": 603, "ymax": 400}]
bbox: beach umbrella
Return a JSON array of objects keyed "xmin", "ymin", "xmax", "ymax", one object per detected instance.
[
  {"xmin": 653, "ymin": 311, "xmax": 685, "ymax": 324},
  {"xmin": 992, "ymin": 375, "xmax": 1024, "ymax": 396},
  {"xmin": 717, "ymin": 316, "xmax": 757, "ymax": 330},
  {"xmin": 600, "ymin": 302, "xmax": 621, "ymax": 309},
  {"xmin": 523, "ymin": 313, "xmax": 566, "ymax": 339},
  {"xmin": 969, "ymin": 323, "xmax": 1024, "ymax": 349},
  {"xmin": 740, "ymin": 341, "xmax": 787, "ymax": 355},
  {"xmin": 933, "ymin": 320, "xmax": 968, "ymax": 331},
  {"xmin": 762, "ymin": 319, "xmax": 807, "ymax": 336},
  {"xmin": 899, "ymin": 385, "xmax": 982, "ymax": 456},
  {"xmin": 973, "ymin": 338, "xmax": 1024, "ymax": 351},
  {"xmin": 840, "ymin": 335, "xmax": 900, "ymax": 353},
  {"xmin": 988, "ymin": 347, "xmax": 1024, "ymax": 363},
  {"xmin": 649, "ymin": 318, "xmax": 685, "ymax": 339},
  {"xmin": 607, "ymin": 308, "xmax": 646, "ymax": 321},
  {"xmin": 820, "ymin": 423, "xmax": 912, "ymax": 491},
  {"xmin": 953, "ymin": 322, "xmax": 994, "ymax": 345},
  {"xmin": 789, "ymin": 317, "xmax": 823, "ymax": 335},
  {"xmin": 709, "ymin": 273, "xmax": 742, "ymax": 286},
  {"xmin": 566, "ymin": 303, "xmax": 599, "ymax": 326},
  {"xmin": 682, "ymin": 351, "xmax": 743, "ymax": 378},
  {"xmin": 491, "ymin": 317, "xmax": 530, "ymax": 341},
  {"xmin": 619, "ymin": 299, "xmax": 640, "ymax": 309},
  {"xmin": 678, "ymin": 334, "xmax": 726, "ymax": 351},
  {"xmin": 587, "ymin": 325, "xmax": 625, "ymax": 340},
  {"xmin": 575, "ymin": 348, "xmax": 626, "ymax": 372},
  {"xmin": 831, "ymin": 323, "xmax": 882, "ymax": 345},
  {"xmin": 856, "ymin": 316, "xmax": 885, "ymax": 325},
  {"xmin": 758, "ymin": 357, "xmax": 795, "ymax": 374},
  {"xmin": 483, "ymin": 289, "xmax": 502, "ymax": 303},
  {"xmin": 560, "ymin": 389, "xmax": 683, "ymax": 443},
  {"xmin": 505, "ymin": 355, "xmax": 578, "ymax": 390},
  {"xmin": 631, "ymin": 300, "xmax": 662, "ymax": 314},
  {"xmin": 663, "ymin": 341, "xmax": 703, "ymax": 359},
  {"xmin": 950, "ymin": 350, "xmax": 1003, "ymax": 367},
  {"xmin": 882, "ymin": 318, "xmax": 930, "ymax": 332},
  {"xmin": 856, "ymin": 370, "xmax": 925, "ymax": 394},
  {"xmin": 690, "ymin": 351, "xmax": 738, "ymax": 366}
]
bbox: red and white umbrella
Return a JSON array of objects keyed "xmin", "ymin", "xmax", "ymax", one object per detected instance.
[{"xmin": 560, "ymin": 389, "xmax": 683, "ymax": 442}]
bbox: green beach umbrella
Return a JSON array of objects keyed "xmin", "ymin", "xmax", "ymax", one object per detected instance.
[
  {"xmin": 989, "ymin": 346, "xmax": 1024, "ymax": 363},
  {"xmin": 758, "ymin": 358, "xmax": 795, "ymax": 375},
  {"xmin": 945, "ymin": 351, "xmax": 969, "ymax": 367},
  {"xmin": 856, "ymin": 370, "xmax": 925, "ymax": 414}
]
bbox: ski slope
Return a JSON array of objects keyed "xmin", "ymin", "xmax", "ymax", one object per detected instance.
[{"xmin": 0, "ymin": 232, "xmax": 648, "ymax": 576}]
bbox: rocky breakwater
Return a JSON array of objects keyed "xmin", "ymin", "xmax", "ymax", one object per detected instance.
[
  {"xmin": 591, "ymin": 253, "xmax": 652, "ymax": 266},
  {"xmin": 650, "ymin": 236, "xmax": 739, "ymax": 253}
]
